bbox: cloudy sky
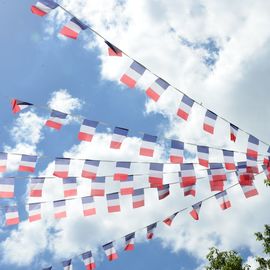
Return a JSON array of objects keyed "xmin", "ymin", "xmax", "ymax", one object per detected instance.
[{"xmin": 1, "ymin": 0, "xmax": 270, "ymax": 269}]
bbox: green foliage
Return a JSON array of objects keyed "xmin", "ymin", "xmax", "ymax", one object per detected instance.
[
  {"xmin": 255, "ymin": 225, "xmax": 270, "ymax": 269},
  {"xmin": 264, "ymin": 179, "xmax": 270, "ymax": 187},
  {"xmin": 205, "ymin": 247, "xmax": 250, "ymax": 270}
]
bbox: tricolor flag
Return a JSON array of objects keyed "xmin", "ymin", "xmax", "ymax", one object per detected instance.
[
  {"xmin": 63, "ymin": 177, "xmax": 77, "ymax": 197},
  {"xmin": 149, "ymin": 162, "xmax": 163, "ymax": 188},
  {"xmin": 110, "ymin": 127, "xmax": 128, "ymax": 149},
  {"xmin": 146, "ymin": 78, "xmax": 169, "ymax": 102},
  {"xmin": 60, "ymin": 17, "xmax": 87, "ymax": 39},
  {"xmin": 197, "ymin": 146, "xmax": 209, "ymax": 167},
  {"xmin": 82, "ymin": 251, "xmax": 96, "ymax": 270},
  {"xmin": 203, "ymin": 110, "xmax": 217, "ymax": 134},
  {"xmin": 105, "ymin": 40, "xmax": 122, "ymax": 57},
  {"xmin": 237, "ymin": 162, "xmax": 254, "ymax": 186},
  {"xmin": 230, "ymin": 123, "xmax": 238, "ymax": 142},
  {"xmin": 53, "ymin": 199, "xmax": 67, "ymax": 219},
  {"xmin": 124, "ymin": 232, "xmax": 135, "ymax": 251},
  {"xmin": 247, "ymin": 135, "xmax": 259, "ymax": 159},
  {"xmin": 30, "ymin": 177, "xmax": 45, "ymax": 197},
  {"xmin": 189, "ymin": 202, "xmax": 202, "ymax": 220},
  {"xmin": 82, "ymin": 160, "xmax": 100, "ymax": 179},
  {"xmin": 180, "ymin": 163, "xmax": 196, "ymax": 187},
  {"xmin": 11, "ymin": 99, "xmax": 33, "ymax": 113},
  {"xmin": 62, "ymin": 259, "xmax": 72, "ymax": 270},
  {"xmin": 163, "ymin": 213, "xmax": 178, "ymax": 226},
  {"xmin": 139, "ymin": 133, "xmax": 158, "ymax": 157},
  {"xmin": 120, "ymin": 61, "xmax": 146, "ymax": 88},
  {"xmin": 106, "ymin": 192, "xmax": 121, "ymax": 213},
  {"xmin": 246, "ymin": 155, "xmax": 259, "ymax": 174},
  {"xmin": 114, "ymin": 162, "xmax": 131, "ymax": 181},
  {"xmin": 208, "ymin": 163, "xmax": 227, "ymax": 192},
  {"xmin": 31, "ymin": 0, "xmax": 58, "ymax": 17},
  {"xmin": 28, "ymin": 202, "xmax": 42, "ymax": 222},
  {"xmin": 120, "ymin": 175, "xmax": 134, "ymax": 195},
  {"xmin": 45, "ymin": 110, "xmax": 67, "ymax": 130},
  {"xmin": 240, "ymin": 182, "xmax": 258, "ymax": 198},
  {"xmin": 147, "ymin": 223, "xmax": 157, "ymax": 240},
  {"xmin": 18, "ymin": 154, "xmax": 38, "ymax": 173},
  {"xmin": 91, "ymin": 176, "xmax": 105, "ymax": 196},
  {"xmin": 262, "ymin": 164, "xmax": 270, "ymax": 180},
  {"xmin": 78, "ymin": 119, "xmax": 99, "ymax": 142},
  {"xmin": 158, "ymin": 184, "xmax": 170, "ymax": 200},
  {"xmin": 177, "ymin": 95, "xmax": 194, "ymax": 121},
  {"xmin": 5, "ymin": 204, "xmax": 19, "ymax": 226},
  {"xmin": 103, "ymin": 242, "xmax": 118, "ymax": 261},
  {"xmin": 263, "ymin": 156, "xmax": 270, "ymax": 167},
  {"xmin": 81, "ymin": 196, "xmax": 96, "ymax": 216},
  {"xmin": 132, "ymin": 188, "xmax": 145, "ymax": 208},
  {"xmin": 223, "ymin": 150, "xmax": 236, "ymax": 170},
  {"xmin": 170, "ymin": 140, "xmax": 184, "ymax": 163},
  {"xmin": 0, "ymin": 152, "xmax": 8, "ymax": 172},
  {"xmin": 0, "ymin": 178, "xmax": 14, "ymax": 198},
  {"xmin": 215, "ymin": 191, "xmax": 231, "ymax": 210},
  {"xmin": 53, "ymin": 158, "xmax": 70, "ymax": 178}
]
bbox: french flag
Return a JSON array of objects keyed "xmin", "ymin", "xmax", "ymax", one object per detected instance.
[
  {"xmin": 53, "ymin": 158, "xmax": 70, "ymax": 178},
  {"xmin": 170, "ymin": 140, "xmax": 184, "ymax": 164},
  {"xmin": 45, "ymin": 110, "xmax": 67, "ymax": 130},
  {"xmin": 246, "ymin": 155, "xmax": 258, "ymax": 174},
  {"xmin": 120, "ymin": 61, "xmax": 146, "ymax": 88},
  {"xmin": 78, "ymin": 119, "xmax": 99, "ymax": 142},
  {"xmin": 82, "ymin": 251, "xmax": 96, "ymax": 270},
  {"xmin": 247, "ymin": 135, "xmax": 259, "ymax": 159},
  {"xmin": 223, "ymin": 150, "xmax": 236, "ymax": 170},
  {"xmin": 28, "ymin": 202, "xmax": 42, "ymax": 222},
  {"xmin": 189, "ymin": 201, "xmax": 202, "ymax": 220},
  {"xmin": 240, "ymin": 182, "xmax": 258, "ymax": 199},
  {"xmin": 149, "ymin": 163, "xmax": 163, "ymax": 188},
  {"xmin": 53, "ymin": 199, "xmax": 66, "ymax": 219},
  {"xmin": 106, "ymin": 192, "xmax": 121, "ymax": 213},
  {"xmin": 63, "ymin": 177, "xmax": 77, "ymax": 197},
  {"xmin": 120, "ymin": 175, "xmax": 134, "ymax": 195},
  {"xmin": 81, "ymin": 196, "xmax": 96, "ymax": 217},
  {"xmin": 0, "ymin": 152, "xmax": 8, "ymax": 172},
  {"xmin": 60, "ymin": 17, "xmax": 88, "ymax": 39},
  {"xmin": 0, "ymin": 178, "xmax": 14, "ymax": 198},
  {"xmin": 11, "ymin": 99, "xmax": 33, "ymax": 113},
  {"xmin": 208, "ymin": 163, "xmax": 227, "ymax": 181},
  {"xmin": 31, "ymin": 0, "xmax": 58, "ymax": 17},
  {"xmin": 110, "ymin": 127, "xmax": 128, "ymax": 149},
  {"xmin": 262, "ymin": 164, "xmax": 270, "ymax": 180},
  {"xmin": 132, "ymin": 188, "xmax": 145, "ymax": 208},
  {"xmin": 91, "ymin": 176, "xmax": 105, "ymax": 196},
  {"xmin": 179, "ymin": 172, "xmax": 196, "ymax": 196},
  {"xmin": 215, "ymin": 191, "xmax": 231, "ymax": 210},
  {"xmin": 230, "ymin": 123, "xmax": 238, "ymax": 142},
  {"xmin": 114, "ymin": 161, "xmax": 131, "ymax": 181},
  {"xmin": 163, "ymin": 213, "xmax": 178, "ymax": 226},
  {"xmin": 146, "ymin": 78, "xmax": 169, "ymax": 102},
  {"xmin": 30, "ymin": 177, "xmax": 45, "ymax": 197},
  {"xmin": 139, "ymin": 133, "xmax": 157, "ymax": 157},
  {"xmin": 105, "ymin": 40, "xmax": 122, "ymax": 57},
  {"xmin": 208, "ymin": 178, "xmax": 224, "ymax": 192},
  {"xmin": 197, "ymin": 145, "xmax": 209, "ymax": 167},
  {"xmin": 82, "ymin": 160, "xmax": 100, "ymax": 179},
  {"xmin": 180, "ymin": 163, "xmax": 197, "ymax": 187},
  {"xmin": 18, "ymin": 154, "xmax": 38, "ymax": 173},
  {"xmin": 125, "ymin": 232, "xmax": 135, "ymax": 251},
  {"xmin": 158, "ymin": 184, "xmax": 170, "ymax": 200},
  {"xmin": 103, "ymin": 242, "xmax": 118, "ymax": 261},
  {"xmin": 177, "ymin": 95, "xmax": 194, "ymax": 121},
  {"xmin": 203, "ymin": 110, "xmax": 217, "ymax": 134},
  {"xmin": 147, "ymin": 223, "xmax": 157, "ymax": 239},
  {"xmin": 237, "ymin": 162, "xmax": 254, "ymax": 186},
  {"xmin": 62, "ymin": 259, "xmax": 72, "ymax": 270},
  {"xmin": 5, "ymin": 204, "xmax": 19, "ymax": 226}
]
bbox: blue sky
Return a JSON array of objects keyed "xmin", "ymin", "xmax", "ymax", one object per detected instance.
[{"xmin": 1, "ymin": 1, "xmax": 270, "ymax": 270}]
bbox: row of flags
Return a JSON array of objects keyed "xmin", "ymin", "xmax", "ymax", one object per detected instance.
[
  {"xmin": 29, "ymin": 1, "xmax": 270, "ymax": 152},
  {"xmin": 39, "ymin": 180, "xmax": 260, "ymax": 270},
  {"xmin": 11, "ymin": 99, "xmax": 268, "ymax": 162},
  {"xmin": 3, "ymin": 164, "xmax": 269, "ymax": 226}
]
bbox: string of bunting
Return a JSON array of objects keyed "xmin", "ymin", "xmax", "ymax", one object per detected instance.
[
  {"xmin": 29, "ymin": 0, "xmax": 270, "ymax": 153},
  {"xmin": 37, "ymin": 170, "xmax": 266, "ymax": 270}
]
